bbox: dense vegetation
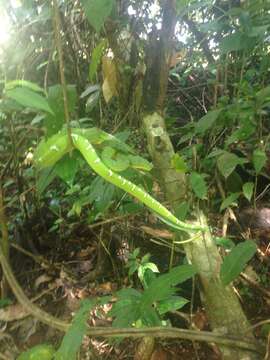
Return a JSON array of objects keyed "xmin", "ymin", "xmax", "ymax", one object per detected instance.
[{"xmin": 0, "ymin": 0, "xmax": 269, "ymax": 359}]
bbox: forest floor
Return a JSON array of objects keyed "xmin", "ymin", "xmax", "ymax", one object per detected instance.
[{"xmin": 0, "ymin": 213, "xmax": 269, "ymax": 359}]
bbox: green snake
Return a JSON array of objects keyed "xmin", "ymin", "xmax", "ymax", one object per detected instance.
[{"xmin": 34, "ymin": 128, "xmax": 203, "ymax": 233}]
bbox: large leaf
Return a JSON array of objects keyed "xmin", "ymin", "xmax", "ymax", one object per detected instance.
[
  {"xmin": 110, "ymin": 297, "xmax": 141, "ymax": 327},
  {"xmin": 102, "ymin": 56, "xmax": 118, "ymax": 103},
  {"xmin": 5, "ymin": 80, "xmax": 45, "ymax": 93},
  {"xmin": 220, "ymin": 240, "xmax": 257, "ymax": 285},
  {"xmin": 81, "ymin": 0, "xmax": 115, "ymax": 33},
  {"xmin": 89, "ymin": 39, "xmax": 108, "ymax": 81},
  {"xmin": 190, "ymin": 172, "xmax": 207, "ymax": 199},
  {"xmin": 217, "ymin": 152, "xmax": 247, "ymax": 178},
  {"xmin": 55, "ymin": 299, "xmax": 96, "ymax": 360},
  {"xmin": 171, "ymin": 153, "xmax": 188, "ymax": 173},
  {"xmin": 220, "ymin": 32, "xmax": 250, "ymax": 53},
  {"xmin": 157, "ymin": 296, "xmax": 189, "ymax": 315},
  {"xmin": 256, "ymin": 86, "xmax": 270, "ymax": 106},
  {"xmin": 54, "ymin": 154, "xmax": 79, "ymax": 186},
  {"xmin": 44, "ymin": 85, "xmax": 77, "ymax": 136},
  {"xmin": 242, "ymin": 182, "xmax": 254, "ymax": 202},
  {"xmin": 141, "ymin": 265, "xmax": 197, "ymax": 308},
  {"xmin": 36, "ymin": 167, "xmax": 57, "ymax": 194},
  {"xmin": 195, "ymin": 109, "xmax": 222, "ymax": 134},
  {"xmin": 220, "ymin": 192, "xmax": 240, "ymax": 211},
  {"xmin": 6, "ymin": 87, "xmax": 53, "ymax": 114},
  {"xmin": 252, "ymin": 148, "xmax": 267, "ymax": 174}
]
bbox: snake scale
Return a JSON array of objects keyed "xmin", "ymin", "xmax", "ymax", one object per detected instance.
[{"xmin": 34, "ymin": 128, "xmax": 203, "ymax": 234}]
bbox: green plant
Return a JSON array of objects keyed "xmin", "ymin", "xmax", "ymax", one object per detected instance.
[{"xmin": 110, "ymin": 262, "xmax": 197, "ymax": 328}]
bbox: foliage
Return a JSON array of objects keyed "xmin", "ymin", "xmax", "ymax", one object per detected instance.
[
  {"xmin": 111, "ymin": 250, "xmax": 196, "ymax": 327},
  {"xmin": 17, "ymin": 344, "xmax": 55, "ymax": 360},
  {"xmin": 54, "ymin": 300, "xmax": 96, "ymax": 360},
  {"xmin": 220, "ymin": 241, "xmax": 257, "ymax": 286}
]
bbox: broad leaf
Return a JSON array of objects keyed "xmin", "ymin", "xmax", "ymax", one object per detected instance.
[
  {"xmin": 253, "ymin": 149, "xmax": 267, "ymax": 174},
  {"xmin": 157, "ymin": 296, "xmax": 189, "ymax": 315},
  {"xmin": 141, "ymin": 306, "xmax": 162, "ymax": 326},
  {"xmin": 220, "ymin": 192, "xmax": 240, "ymax": 211},
  {"xmin": 190, "ymin": 172, "xmax": 207, "ymax": 199},
  {"xmin": 44, "ymin": 85, "xmax": 77, "ymax": 136},
  {"xmin": 55, "ymin": 299, "xmax": 96, "ymax": 360},
  {"xmin": 256, "ymin": 86, "xmax": 270, "ymax": 106},
  {"xmin": 220, "ymin": 32, "xmax": 249, "ymax": 53},
  {"xmin": 171, "ymin": 153, "xmax": 188, "ymax": 173},
  {"xmin": 6, "ymin": 88, "xmax": 53, "ymax": 114},
  {"xmin": 81, "ymin": 0, "xmax": 115, "ymax": 33},
  {"xmin": 195, "ymin": 109, "xmax": 222, "ymax": 134},
  {"xmin": 214, "ymin": 237, "xmax": 235, "ymax": 250},
  {"xmin": 5, "ymin": 79, "xmax": 45, "ymax": 93},
  {"xmin": 217, "ymin": 152, "xmax": 247, "ymax": 178},
  {"xmin": 36, "ymin": 167, "xmax": 57, "ymax": 194},
  {"xmin": 141, "ymin": 265, "xmax": 197, "ymax": 308},
  {"xmin": 242, "ymin": 182, "xmax": 254, "ymax": 201},
  {"xmin": 102, "ymin": 56, "xmax": 118, "ymax": 103},
  {"xmin": 89, "ymin": 39, "xmax": 107, "ymax": 81},
  {"xmin": 220, "ymin": 240, "xmax": 257, "ymax": 285},
  {"xmin": 54, "ymin": 154, "xmax": 79, "ymax": 186}
]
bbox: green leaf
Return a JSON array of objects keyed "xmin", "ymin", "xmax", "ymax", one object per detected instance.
[
  {"xmin": 141, "ymin": 306, "xmax": 162, "ymax": 326},
  {"xmin": 141, "ymin": 265, "xmax": 197, "ymax": 308},
  {"xmin": 0, "ymin": 298, "xmax": 12, "ymax": 308},
  {"xmin": 220, "ymin": 240, "xmax": 257, "ymax": 285},
  {"xmin": 195, "ymin": 109, "xmax": 222, "ymax": 134},
  {"xmin": 214, "ymin": 237, "xmax": 235, "ymax": 250},
  {"xmin": 54, "ymin": 154, "xmax": 79, "ymax": 186},
  {"xmin": 55, "ymin": 299, "xmax": 96, "ymax": 360},
  {"xmin": 138, "ymin": 263, "xmax": 159, "ymax": 286},
  {"xmin": 226, "ymin": 122, "xmax": 256, "ymax": 145},
  {"xmin": 5, "ymin": 88, "xmax": 53, "ymax": 114},
  {"xmin": 175, "ymin": 201, "xmax": 189, "ymax": 221},
  {"xmin": 81, "ymin": 0, "xmax": 115, "ymax": 33},
  {"xmin": 220, "ymin": 32, "xmax": 250, "ymax": 53},
  {"xmin": 5, "ymin": 80, "xmax": 45, "ymax": 93},
  {"xmin": 220, "ymin": 192, "xmax": 240, "ymax": 211},
  {"xmin": 253, "ymin": 149, "xmax": 267, "ymax": 174},
  {"xmin": 190, "ymin": 172, "xmax": 207, "ymax": 199},
  {"xmin": 89, "ymin": 39, "xmax": 107, "ymax": 81},
  {"xmin": 256, "ymin": 86, "xmax": 270, "ymax": 106},
  {"xmin": 44, "ymin": 85, "xmax": 77, "ymax": 136},
  {"xmin": 110, "ymin": 297, "xmax": 141, "ymax": 327},
  {"xmin": 171, "ymin": 153, "xmax": 188, "ymax": 173},
  {"xmin": 36, "ymin": 167, "xmax": 57, "ymax": 194},
  {"xmin": 88, "ymin": 177, "xmax": 115, "ymax": 213},
  {"xmin": 17, "ymin": 344, "xmax": 55, "ymax": 360},
  {"xmin": 242, "ymin": 182, "xmax": 254, "ymax": 201},
  {"xmin": 217, "ymin": 152, "xmax": 247, "ymax": 178},
  {"xmin": 157, "ymin": 296, "xmax": 189, "ymax": 315}
]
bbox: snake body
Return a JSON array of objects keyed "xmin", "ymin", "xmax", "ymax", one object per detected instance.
[{"xmin": 35, "ymin": 129, "xmax": 202, "ymax": 233}]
